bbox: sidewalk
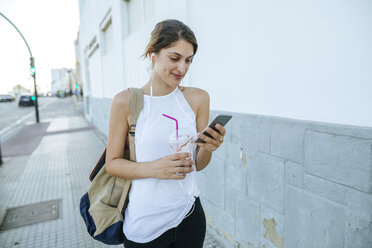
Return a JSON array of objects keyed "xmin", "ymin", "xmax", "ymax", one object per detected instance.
[{"xmin": 0, "ymin": 114, "xmax": 225, "ymax": 247}]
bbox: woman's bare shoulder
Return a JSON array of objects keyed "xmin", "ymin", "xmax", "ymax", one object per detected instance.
[
  {"xmin": 112, "ymin": 89, "xmax": 130, "ymax": 106},
  {"xmin": 180, "ymin": 86, "xmax": 209, "ymax": 117},
  {"xmin": 182, "ymin": 86, "xmax": 209, "ymax": 101},
  {"xmin": 111, "ymin": 89, "xmax": 130, "ymax": 120}
]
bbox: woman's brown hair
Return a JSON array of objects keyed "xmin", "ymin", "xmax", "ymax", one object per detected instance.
[{"xmin": 142, "ymin": 19, "xmax": 198, "ymax": 59}]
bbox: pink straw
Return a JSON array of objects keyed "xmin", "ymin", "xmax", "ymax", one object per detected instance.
[{"xmin": 162, "ymin": 114, "xmax": 179, "ymax": 139}]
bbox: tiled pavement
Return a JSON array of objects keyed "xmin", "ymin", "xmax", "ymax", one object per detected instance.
[{"xmin": 0, "ymin": 110, "xmax": 225, "ymax": 247}]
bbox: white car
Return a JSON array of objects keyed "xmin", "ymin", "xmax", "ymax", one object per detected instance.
[{"xmin": 0, "ymin": 95, "xmax": 15, "ymax": 102}]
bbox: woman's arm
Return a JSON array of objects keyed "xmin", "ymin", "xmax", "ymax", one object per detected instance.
[
  {"xmin": 105, "ymin": 90, "xmax": 194, "ymax": 180},
  {"xmin": 194, "ymin": 89, "xmax": 226, "ymax": 171},
  {"xmin": 194, "ymin": 89, "xmax": 212, "ymax": 171},
  {"xmin": 105, "ymin": 90, "xmax": 150, "ymax": 179}
]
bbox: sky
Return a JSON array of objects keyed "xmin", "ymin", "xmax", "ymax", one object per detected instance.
[{"xmin": 0, "ymin": 0, "xmax": 80, "ymax": 94}]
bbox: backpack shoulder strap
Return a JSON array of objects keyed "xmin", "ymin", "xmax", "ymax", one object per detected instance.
[
  {"xmin": 117, "ymin": 88, "xmax": 143, "ymax": 213},
  {"xmin": 127, "ymin": 87, "xmax": 144, "ymax": 162}
]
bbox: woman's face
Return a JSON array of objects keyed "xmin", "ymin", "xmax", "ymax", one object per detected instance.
[{"xmin": 153, "ymin": 39, "xmax": 194, "ymax": 88}]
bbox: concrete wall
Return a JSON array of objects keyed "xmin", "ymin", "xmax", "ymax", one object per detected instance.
[
  {"xmin": 89, "ymin": 96, "xmax": 111, "ymax": 138},
  {"xmin": 198, "ymin": 110, "xmax": 372, "ymax": 248}
]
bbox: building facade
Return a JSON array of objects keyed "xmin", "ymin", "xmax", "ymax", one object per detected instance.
[
  {"xmin": 50, "ymin": 68, "xmax": 75, "ymax": 96},
  {"xmin": 78, "ymin": 1, "xmax": 372, "ymax": 247}
]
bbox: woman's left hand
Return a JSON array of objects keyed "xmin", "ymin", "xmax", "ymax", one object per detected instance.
[{"xmin": 195, "ymin": 123, "xmax": 226, "ymax": 152}]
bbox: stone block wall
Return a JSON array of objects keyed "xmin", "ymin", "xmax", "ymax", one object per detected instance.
[
  {"xmin": 89, "ymin": 97, "xmax": 112, "ymax": 138},
  {"xmin": 198, "ymin": 111, "xmax": 372, "ymax": 248},
  {"xmin": 86, "ymin": 97, "xmax": 372, "ymax": 248}
]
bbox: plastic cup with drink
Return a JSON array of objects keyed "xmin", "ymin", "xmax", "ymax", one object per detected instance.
[{"xmin": 162, "ymin": 114, "xmax": 195, "ymax": 176}]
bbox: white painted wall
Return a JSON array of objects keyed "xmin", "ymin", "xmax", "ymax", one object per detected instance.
[
  {"xmin": 122, "ymin": 0, "xmax": 189, "ymax": 88},
  {"xmin": 78, "ymin": 0, "xmax": 126, "ymax": 99},
  {"xmin": 187, "ymin": 0, "xmax": 372, "ymax": 127},
  {"xmin": 88, "ymin": 49, "xmax": 103, "ymax": 98},
  {"xmin": 78, "ymin": 0, "xmax": 372, "ymax": 127}
]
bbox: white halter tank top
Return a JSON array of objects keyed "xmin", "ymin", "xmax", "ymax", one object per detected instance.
[{"xmin": 123, "ymin": 86, "xmax": 200, "ymax": 243}]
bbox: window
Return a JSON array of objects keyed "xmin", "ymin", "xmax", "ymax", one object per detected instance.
[{"xmin": 102, "ymin": 19, "xmax": 113, "ymax": 54}]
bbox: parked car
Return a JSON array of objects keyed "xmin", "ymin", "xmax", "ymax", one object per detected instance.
[
  {"xmin": 0, "ymin": 94, "xmax": 15, "ymax": 102},
  {"xmin": 19, "ymin": 95, "xmax": 35, "ymax": 107},
  {"xmin": 56, "ymin": 90, "xmax": 66, "ymax": 98}
]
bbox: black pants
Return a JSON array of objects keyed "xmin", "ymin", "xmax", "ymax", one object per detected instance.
[{"xmin": 123, "ymin": 197, "xmax": 206, "ymax": 248}]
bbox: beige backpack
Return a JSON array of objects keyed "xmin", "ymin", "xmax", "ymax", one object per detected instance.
[{"xmin": 80, "ymin": 88, "xmax": 143, "ymax": 245}]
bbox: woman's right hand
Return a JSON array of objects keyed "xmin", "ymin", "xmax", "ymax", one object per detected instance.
[{"xmin": 151, "ymin": 152, "xmax": 194, "ymax": 180}]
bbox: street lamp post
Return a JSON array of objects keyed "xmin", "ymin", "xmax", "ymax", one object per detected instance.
[
  {"xmin": 30, "ymin": 57, "xmax": 40, "ymax": 122},
  {"xmin": 0, "ymin": 12, "xmax": 40, "ymax": 123}
]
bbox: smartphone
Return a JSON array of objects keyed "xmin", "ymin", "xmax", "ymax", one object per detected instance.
[{"xmin": 195, "ymin": 115, "xmax": 232, "ymax": 143}]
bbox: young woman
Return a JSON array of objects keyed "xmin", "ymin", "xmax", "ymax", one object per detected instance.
[{"xmin": 106, "ymin": 19, "xmax": 226, "ymax": 248}]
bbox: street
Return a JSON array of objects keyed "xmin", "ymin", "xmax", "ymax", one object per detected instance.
[
  {"xmin": 0, "ymin": 97, "xmax": 50, "ymax": 132},
  {"xmin": 0, "ymin": 96, "xmax": 83, "ymax": 143}
]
